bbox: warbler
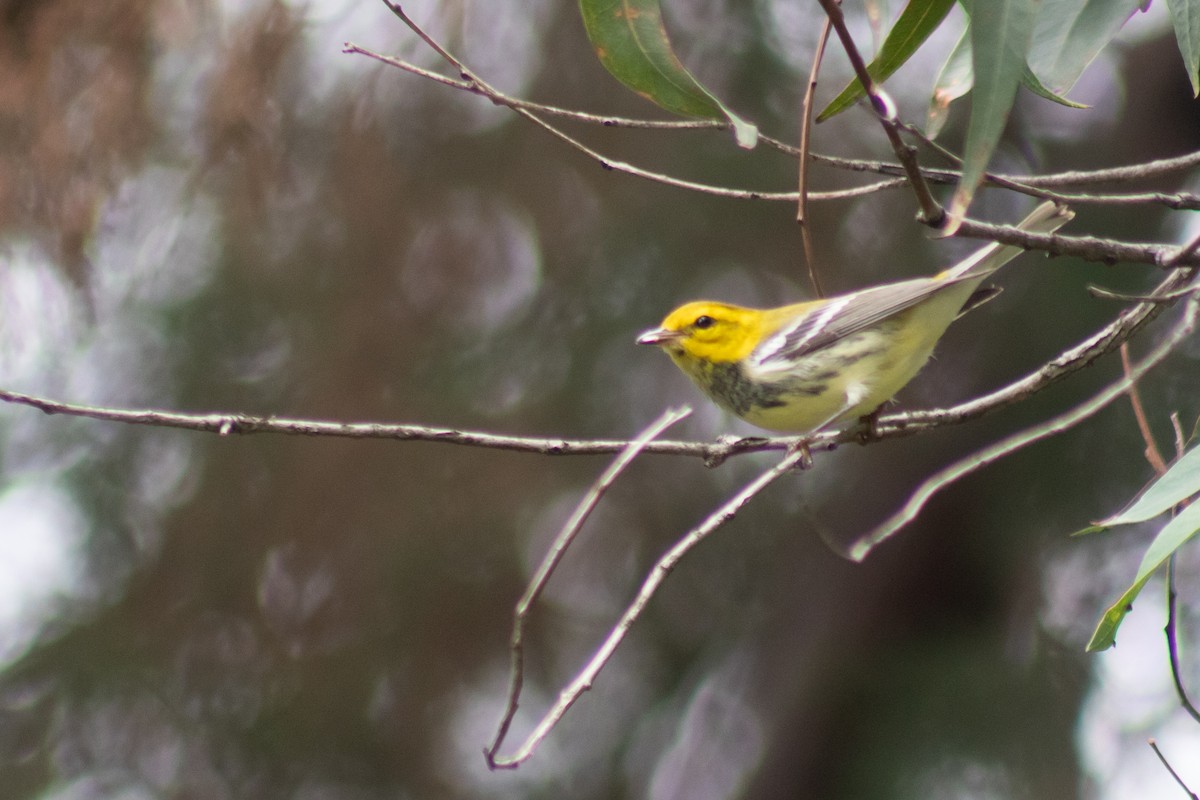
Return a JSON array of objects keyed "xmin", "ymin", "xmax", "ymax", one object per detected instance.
[{"xmin": 638, "ymin": 201, "xmax": 1073, "ymax": 433}]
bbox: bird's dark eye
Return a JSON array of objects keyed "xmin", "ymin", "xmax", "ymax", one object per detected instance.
[{"xmin": 693, "ymin": 315, "xmax": 715, "ymax": 330}]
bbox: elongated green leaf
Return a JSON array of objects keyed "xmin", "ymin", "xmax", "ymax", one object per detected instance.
[
  {"xmin": 1029, "ymin": 0, "xmax": 1145, "ymax": 95},
  {"xmin": 927, "ymin": 19, "xmax": 1085, "ymax": 140},
  {"xmin": 945, "ymin": 0, "xmax": 1036, "ymax": 232},
  {"xmin": 1167, "ymin": 0, "xmax": 1200, "ymax": 95},
  {"xmin": 927, "ymin": 27, "xmax": 973, "ymax": 138},
  {"xmin": 1100, "ymin": 444, "xmax": 1200, "ymax": 526},
  {"xmin": 1020, "ymin": 64, "xmax": 1088, "ymax": 108},
  {"xmin": 578, "ymin": 0, "xmax": 757, "ymax": 147},
  {"xmin": 1086, "ymin": 501, "xmax": 1200, "ymax": 651},
  {"xmin": 818, "ymin": 0, "xmax": 957, "ymax": 122}
]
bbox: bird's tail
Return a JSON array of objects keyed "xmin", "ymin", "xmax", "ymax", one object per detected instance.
[{"xmin": 945, "ymin": 201, "xmax": 1074, "ymax": 281}]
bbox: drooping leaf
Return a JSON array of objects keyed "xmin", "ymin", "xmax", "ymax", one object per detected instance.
[
  {"xmin": 1166, "ymin": 0, "xmax": 1200, "ymax": 95},
  {"xmin": 927, "ymin": 18, "xmax": 1085, "ymax": 140},
  {"xmin": 1019, "ymin": 63, "xmax": 1088, "ymax": 108},
  {"xmin": 944, "ymin": 0, "xmax": 1036, "ymax": 232},
  {"xmin": 1100, "ymin": 444, "xmax": 1200, "ymax": 527},
  {"xmin": 818, "ymin": 0, "xmax": 958, "ymax": 122},
  {"xmin": 578, "ymin": 0, "xmax": 757, "ymax": 147},
  {"xmin": 927, "ymin": 27, "xmax": 973, "ymax": 138},
  {"xmin": 1028, "ymin": 0, "xmax": 1145, "ymax": 95},
  {"xmin": 1086, "ymin": 501, "xmax": 1200, "ymax": 651}
]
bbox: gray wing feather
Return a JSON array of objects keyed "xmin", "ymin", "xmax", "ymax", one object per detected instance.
[{"xmin": 752, "ymin": 275, "xmax": 967, "ymax": 365}]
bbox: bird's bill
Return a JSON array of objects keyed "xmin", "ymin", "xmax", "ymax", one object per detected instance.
[{"xmin": 637, "ymin": 328, "xmax": 683, "ymax": 346}]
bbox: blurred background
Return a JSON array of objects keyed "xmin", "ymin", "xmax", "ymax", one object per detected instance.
[{"xmin": 1, "ymin": 1, "xmax": 1199, "ymax": 798}]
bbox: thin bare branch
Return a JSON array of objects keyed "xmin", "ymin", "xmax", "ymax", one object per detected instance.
[
  {"xmin": 1123, "ymin": 342, "xmax": 1169, "ymax": 475},
  {"xmin": 0, "ymin": 387, "xmax": 804, "ymax": 460},
  {"xmin": 485, "ymin": 406, "xmax": 691, "ymax": 768},
  {"xmin": 1089, "ymin": 282, "xmax": 1200, "ymax": 304},
  {"xmin": 1027, "ymin": 151, "xmax": 1200, "ymax": 188},
  {"xmin": 350, "ymin": 33, "xmax": 1198, "ymax": 266},
  {"xmin": 797, "ymin": 13, "xmax": 834, "ymax": 297},
  {"xmin": 806, "ymin": 150, "xmax": 1200, "ymax": 209},
  {"xmin": 1172, "ymin": 412, "xmax": 1187, "ymax": 456},
  {"xmin": 952, "ymin": 218, "xmax": 1196, "ymax": 268},
  {"xmin": 344, "ymin": 32, "xmax": 1200, "ymax": 207},
  {"xmin": 343, "ymin": 42, "xmax": 894, "ymax": 204},
  {"xmin": 486, "ymin": 444, "xmax": 811, "ymax": 767},
  {"xmin": 1165, "ymin": 229, "xmax": 1200, "ymax": 268},
  {"xmin": 5, "ymin": 273, "xmax": 1191, "ymax": 462},
  {"xmin": 1165, "ymin": 557, "xmax": 1200, "ymax": 725},
  {"xmin": 1149, "ymin": 738, "xmax": 1200, "ymax": 799},
  {"xmin": 849, "ymin": 290, "xmax": 1200, "ymax": 560},
  {"xmin": 345, "ymin": 41, "xmax": 1200, "ymax": 215}
]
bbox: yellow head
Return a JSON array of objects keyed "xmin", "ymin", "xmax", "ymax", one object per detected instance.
[{"xmin": 636, "ymin": 301, "xmax": 767, "ymax": 365}]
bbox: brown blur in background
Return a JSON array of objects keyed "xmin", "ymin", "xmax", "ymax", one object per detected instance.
[{"xmin": 1, "ymin": 2, "xmax": 1199, "ymax": 799}]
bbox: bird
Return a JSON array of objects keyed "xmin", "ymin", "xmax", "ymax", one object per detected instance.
[{"xmin": 637, "ymin": 201, "xmax": 1074, "ymax": 434}]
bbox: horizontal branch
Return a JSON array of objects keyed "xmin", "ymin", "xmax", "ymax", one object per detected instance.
[
  {"xmin": 952, "ymin": 220, "xmax": 1192, "ymax": 267},
  {"xmin": 3, "ymin": 263, "xmax": 1188, "ymax": 462},
  {"xmin": 0, "ymin": 387, "xmax": 791, "ymax": 460}
]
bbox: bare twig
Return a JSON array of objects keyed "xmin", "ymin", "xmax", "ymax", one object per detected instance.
[
  {"xmin": 351, "ymin": 37, "xmax": 1196, "ymax": 265},
  {"xmin": 0, "ymin": 386, "xmax": 805, "ymax": 460},
  {"xmin": 1149, "ymin": 738, "xmax": 1200, "ymax": 799},
  {"xmin": 340, "ymin": 34, "xmax": 1200, "ymax": 209},
  {"xmin": 797, "ymin": 12, "xmax": 834, "ymax": 297},
  {"xmin": 345, "ymin": 40, "xmax": 1200, "ymax": 216},
  {"xmin": 1026, "ymin": 151, "xmax": 1200, "ymax": 188},
  {"xmin": 849, "ymin": 290, "xmax": 1200, "ymax": 560},
  {"xmin": 1165, "ymin": 229, "xmax": 1200, "ymax": 268},
  {"xmin": 1089, "ymin": 282, "xmax": 1200, "ymax": 304},
  {"xmin": 1172, "ymin": 412, "xmax": 1187, "ymax": 455},
  {"xmin": 1165, "ymin": 557, "xmax": 1200, "ymax": 724},
  {"xmin": 952, "ymin": 218, "xmax": 1195, "ymax": 269},
  {"xmin": 343, "ymin": 42, "xmax": 895, "ymax": 204},
  {"xmin": 1123, "ymin": 342, "xmax": 1169, "ymax": 475},
  {"xmin": 484, "ymin": 406, "xmax": 691, "ymax": 768},
  {"xmin": 806, "ymin": 150, "xmax": 1200, "ymax": 208},
  {"xmin": 486, "ymin": 444, "xmax": 811, "ymax": 767}
]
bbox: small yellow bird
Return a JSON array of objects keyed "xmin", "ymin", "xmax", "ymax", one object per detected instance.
[{"xmin": 638, "ymin": 201, "xmax": 1073, "ymax": 433}]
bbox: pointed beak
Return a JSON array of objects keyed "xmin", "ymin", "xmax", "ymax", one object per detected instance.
[{"xmin": 637, "ymin": 327, "xmax": 682, "ymax": 346}]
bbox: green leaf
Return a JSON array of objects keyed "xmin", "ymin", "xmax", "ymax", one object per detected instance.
[
  {"xmin": 817, "ymin": 0, "xmax": 957, "ymax": 122},
  {"xmin": 578, "ymin": 0, "xmax": 757, "ymax": 147},
  {"xmin": 1028, "ymin": 0, "xmax": 1145, "ymax": 95},
  {"xmin": 1100, "ymin": 444, "xmax": 1200, "ymax": 526},
  {"xmin": 945, "ymin": 0, "xmax": 1037, "ymax": 231},
  {"xmin": 927, "ymin": 18, "xmax": 1085, "ymax": 141},
  {"xmin": 927, "ymin": 27, "xmax": 973, "ymax": 139},
  {"xmin": 1167, "ymin": 0, "xmax": 1200, "ymax": 95},
  {"xmin": 1019, "ymin": 64, "xmax": 1088, "ymax": 108},
  {"xmin": 1086, "ymin": 500, "xmax": 1200, "ymax": 651}
]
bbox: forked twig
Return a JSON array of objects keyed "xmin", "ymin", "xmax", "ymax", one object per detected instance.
[
  {"xmin": 484, "ymin": 406, "xmax": 691, "ymax": 767},
  {"xmin": 486, "ymin": 444, "xmax": 811, "ymax": 767}
]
